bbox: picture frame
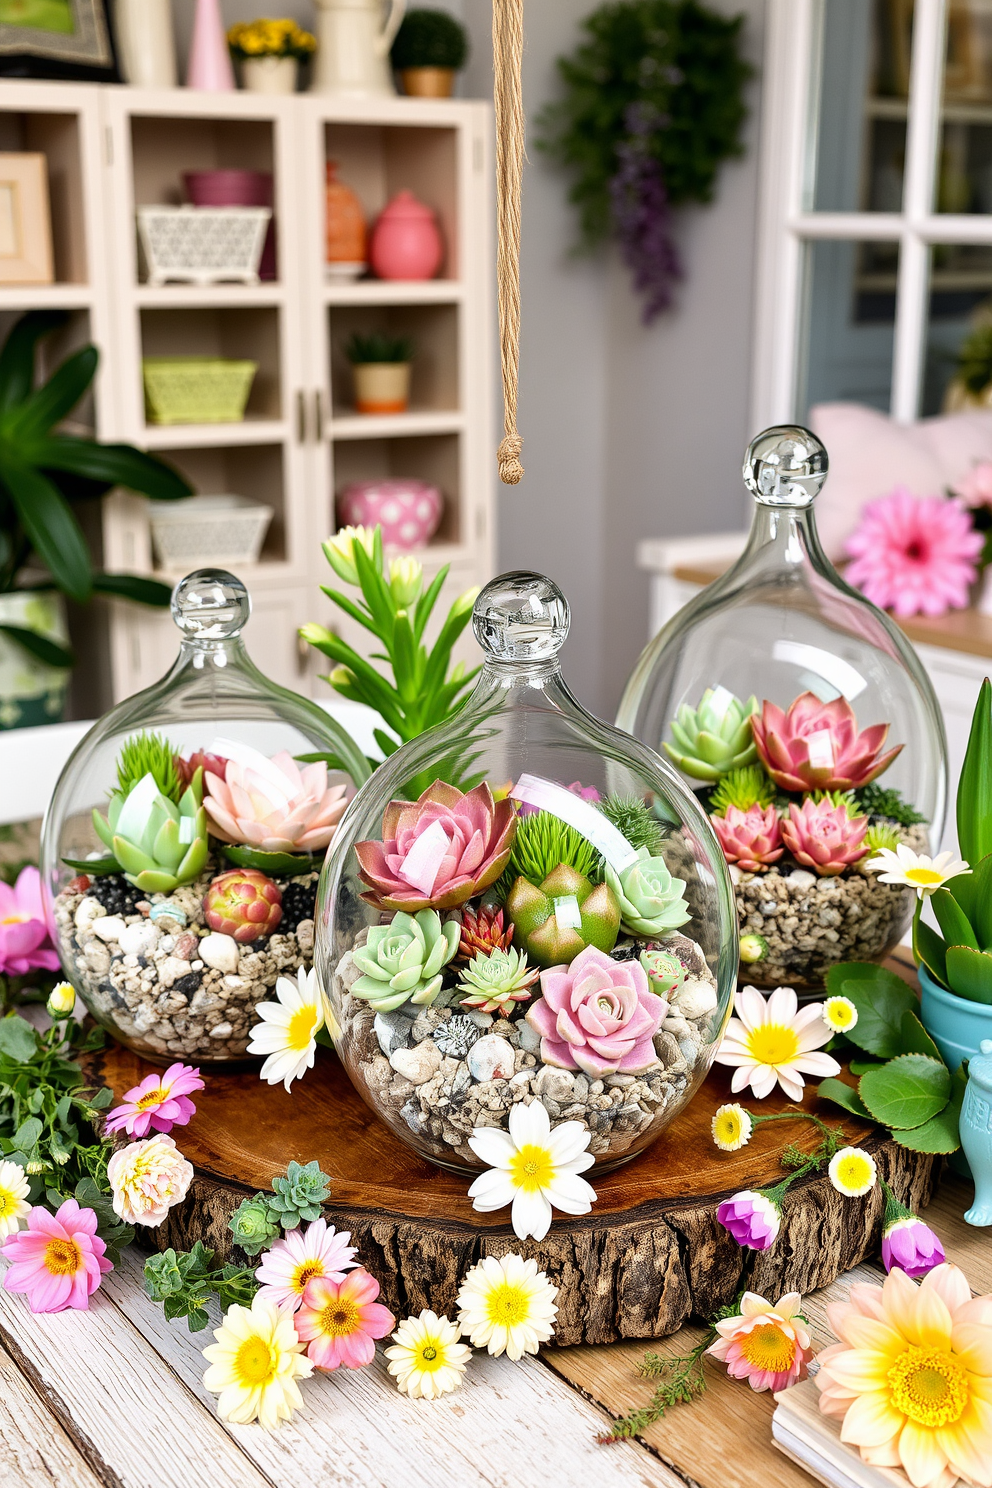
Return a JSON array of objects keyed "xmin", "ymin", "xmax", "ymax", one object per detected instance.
[
  {"xmin": 0, "ymin": 0, "xmax": 119, "ymax": 82},
  {"xmin": 0, "ymin": 153, "xmax": 54, "ymax": 285}
]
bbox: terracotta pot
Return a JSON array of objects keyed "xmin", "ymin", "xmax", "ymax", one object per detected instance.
[
  {"xmin": 369, "ymin": 190, "xmax": 443, "ymax": 280},
  {"xmin": 326, "ymin": 161, "xmax": 367, "ymax": 276},
  {"xmin": 242, "ymin": 56, "xmax": 298, "ymax": 95},
  {"xmin": 399, "ymin": 66, "xmax": 454, "ymax": 97},
  {"xmin": 352, "ymin": 362, "xmax": 410, "ymax": 414}
]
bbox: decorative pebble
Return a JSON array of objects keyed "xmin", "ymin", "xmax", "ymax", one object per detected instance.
[
  {"xmin": 390, "ymin": 1042, "xmax": 442, "ymax": 1085},
  {"xmin": 118, "ymin": 921, "xmax": 160, "ymax": 957},
  {"xmin": 210, "ymin": 1021, "xmax": 234, "ymax": 1039},
  {"xmin": 788, "ymin": 870, "xmax": 817, "ymax": 891},
  {"xmin": 74, "ymin": 897, "xmax": 106, "ymax": 933},
  {"xmin": 91, "ymin": 915, "xmax": 126, "ymax": 944},
  {"xmin": 173, "ymin": 932, "xmax": 198, "ymax": 961},
  {"xmin": 198, "ymin": 932, "xmax": 240, "ymax": 974},
  {"xmin": 676, "ymin": 978, "xmax": 718, "ymax": 1019},
  {"xmin": 158, "ymin": 957, "xmax": 193, "ymax": 988},
  {"xmin": 150, "ymin": 902, "xmax": 187, "ymax": 926},
  {"xmin": 295, "ymin": 918, "xmax": 314, "ymax": 956},
  {"xmin": 433, "ymin": 1013, "xmax": 483, "ymax": 1059},
  {"xmin": 516, "ymin": 1019, "xmax": 541, "ymax": 1053},
  {"xmin": 375, "ymin": 1010, "xmax": 414, "ymax": 1056},
  {"xmin": 466, "ymin": 1034, "xmax": 516, "ymax": 1084},
  {"xmin": 534, "ymin": 1065, "xmax": 575, "ymax": 1104}
]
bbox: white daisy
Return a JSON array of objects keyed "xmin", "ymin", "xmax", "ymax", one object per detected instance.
[
  {"xmin": 456, "ymin": 1253, "xmax": 558, "ymax": 1359},
  {"xmin": 823, "ymin": 995, "xmax": 858, "ymax": 1034},
  {"xmin": 827, "ymin": 1146, "xmax": 877, "ymax": 1197},
  {"xmin": 865, "ymin": 844, "xmax": 971, "ymax": 899},
  {"xmin": 384, "ymin": 1310, "xmax": 471, "ymax": 1398},
  {"xmin": 467, "ymin": 1100, "xmax": 596, "ymax": 1241},
  {"xmin": 247, "ymin": 967, "xmax": 324, "ymax": 1091},
  {"xmin": 711, "ymin": 1102, "xmax": 753, "ymax": 1152},
  {"xmin": 0, "ymin": 1158, "xmax": 30, "ymax": 1238},
  {"xmin": 714, "ymin": 986, "xmax": 841, "ymax": 1101}
]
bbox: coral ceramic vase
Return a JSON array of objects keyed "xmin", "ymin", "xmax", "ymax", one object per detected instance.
[
  {"xmin": 326, "ymin": 162, "xmax": 367, "ymax": 277},
  {"xmin": 369, "ymin": 191, "xmax": 443, "ymax": 280},
  {"xmin": 186, "ymin": 0, "xmax": 235, "ymax": 90}
]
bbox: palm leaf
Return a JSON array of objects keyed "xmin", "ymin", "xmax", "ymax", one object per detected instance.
[
  {"xmin": 9, "ymin": 346, "xmax": 98, "ymax": 442},
  {"xmin": 40, "ymin": 437, "xmax": 192, "ymax": 501},
  {"xmin": 0, "ymin": 310, "xmax": 68, "ymax": 417},
  {"xmin": 0, "ymin": 624, "xmax": 74, "ymax": 669},
  {"xmin": 0, "ymin": 458, "xmax": 92, "ymax": 602},
  {"xmin": 92, "ymin": 572, "xmax": 173, "ymax": 607}
]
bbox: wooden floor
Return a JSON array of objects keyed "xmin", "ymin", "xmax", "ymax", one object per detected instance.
[{"xmin": 0, "ymin": 1172, "xmax": 985, "ymax": 1488}]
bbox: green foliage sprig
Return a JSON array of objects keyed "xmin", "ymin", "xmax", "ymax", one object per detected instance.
[
  {"xmin": 853, "ymin": 783, "xmax": 927, "ymax": 827},
  {"xmin": 504, "ymin": 810, "xmax": 601, "ymax": 888},
  {"xmin": 113, "ymin": 731, "xmax": 182, "ymax": 804},
  {"xmin": 344, "ymin": 332, "xmax": 414, "ymax": 365},
  {"xmin": 598, "ymin": 794, "xmax": 663, "ymax": 855},
  {"xmin": 958, "ymin": 323, "xmax": 992, "ymax": 396},
  {"xmin": 709, "ymin": 765, "xmax": 775, "ymax": 815},
  {"xmin": 391, "ymin": 8, "xmax": 469, "ymax": 71}
]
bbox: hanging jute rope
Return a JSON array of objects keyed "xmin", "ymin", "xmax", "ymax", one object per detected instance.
[{"xmin": 492, "ymin": 0, "xmax": 525, "ymax": 485}]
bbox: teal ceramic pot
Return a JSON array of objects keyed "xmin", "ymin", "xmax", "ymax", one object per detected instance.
[
  {"xmin": 960, "ymin": 1040, "xmax": 992, "ymax": 1226},
  {"xmin": 919, "ymin": 964, "xmax": 992, "ymax": 1072}
]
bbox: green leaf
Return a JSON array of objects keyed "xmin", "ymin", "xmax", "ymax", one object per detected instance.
[
  {"xmin": 0, "ymin": 1014, "xmax": 38, "ymax": 1062},
  {"xmin": 39, "ymin": 437, "xmax": 193, "ymax": 501},
  {"xmin": 816, "ymin": 1076, "xmax": 872, "ymax": 1120},
  {"xmin": 62, "ymin": 853, "xmax": 120, "ymax": 875},
  {"xmin": 892, "ymin": 1065, "xmax": 966, "ymax": 1154},
  {"xmin": 914, "ymin": 915, "xmax": 948, "ymax": 985},
  {"xmin": 0, "ymin": 623, "xmax": 74, "ymax": 669},
  {"xmin": 896, "ymin": 1009, "xmax": 943, "ymax": 1062},
  {"xmin": 0, "ymin": 310, "xmax": 69, "ymax": 416},
  {"xmin": 0, "ymin": 457, "xmax": 92, "ymax": 602},
  {"xmin": 859, "ymin": 1054, "xmax": 951, "ymax": 1130},
  {"xmin": 221, "ymin": 844, "xmax": 317, "ymax": 876},
  {"xmin": 948, "ymin": 853, "xmax": 992, "ymax": 950},
  {"xmin": 830, "ymin": 964, "xmax": 917, "ymax": 1058},
  {"xmin": 931, "ymin": 887, "xmax": 979, "ymax": 950},
  {"xmin": 13, "ymin": 1116, "xmax": 43, "ymax": 1150},
  {"xmin": 9, "ymin": 345, "xmax": 97, "ymax": 441},
  {"xmin": 848, "ymin": 1058, "xmax": 882, "ymax": 1076},
  {"xmin": 945, "ymin": 945, "xmax": 992, "ymax": 1004},
  {"xmin": 958, "ymin": 677, "xmax": 992, "ymax": 865},
  {"xmin": 91, "ymin": 572, "xmax": 173, "ymax": 607}
]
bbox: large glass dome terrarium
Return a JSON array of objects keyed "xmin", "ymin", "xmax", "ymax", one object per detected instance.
[
  {"xmin": 316, "ymin": 571, "xmax": 738, "ymax": 1176},
  {"xmin": 617, "ymin": 427, "xmax": 948, "ymax": 992},
  {"xmin": 42, "ymin": 570, "xmax": 364, "ymax": 1065}
]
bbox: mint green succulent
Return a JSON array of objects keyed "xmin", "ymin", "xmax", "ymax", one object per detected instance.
[
  {"xmin": 709, "ymin": 764, "xmax": 775, "ymax": 815},
  {"xmin": 457, "ymin": 946, "xmax": 539, "ymax": 1014},
  {"xmin": 351, "ymin": 910, "xmax": 460, "ymax": 1012},
  {"xmin": 664, "ymin": 687, "xmax": 758, "ymax": 782},
  {"xmin": 93, "ymin": 769, "xmax": 208, "ymax": 893},
  {"xmin": 604, "ymin": 848, "xmax": 691, "ymax": 937},
  {"xmin": 228, "ymin": 1194, "xmax": 281, "ymax": 1256},
  {"xmin": 639, "ymin": 948, "xmax": 686, "ymax": 998}
]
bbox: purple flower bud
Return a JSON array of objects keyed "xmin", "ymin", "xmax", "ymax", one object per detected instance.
[
  {"xmin": 716, "ymin": 1189, "xmax": 781, "ymax": 1251},
  {"xmin": 881, "ymin": 1215, "xmax": 946, "ymax": 1279}
]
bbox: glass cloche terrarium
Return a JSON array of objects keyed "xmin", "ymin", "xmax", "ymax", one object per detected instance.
[
  {"xmin": 617, "ymin": 427, "xmax": 948, "ymax": 993},
  {"xmin": 42, "ymin": 570, "xmax": 365, "ymax": 1065},
  {"xmin": 315, "ymin": 571, "xmax": 738, "ymax": 1175}
]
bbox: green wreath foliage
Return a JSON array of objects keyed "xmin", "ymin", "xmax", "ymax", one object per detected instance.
[{"xmin": 536, "ymin": 0, "xmax": 752, "ymax": 249}]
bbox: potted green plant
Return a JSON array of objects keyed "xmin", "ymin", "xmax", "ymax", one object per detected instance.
[
  {"xmin": 0, "ymin": 312, "xmax": 192, "ymax": 729},
  {"xmin": 390, "ymin": 8, "xmax": 468, "ymax": 97},
  {"xmin": 344, "ymin": 331, "xmax": 415, "ymax": 415}
]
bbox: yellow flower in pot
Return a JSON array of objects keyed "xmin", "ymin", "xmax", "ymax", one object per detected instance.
[
  {"xmin": 228, "ymin": 18, "xmax": 316, "ymax": 95},
  {"xmin": 390, "ymin": 8, "xmax": 469, "ymax": 97},
  {"xmin": 345, "ymin": 331, "xmax": 415, "ymax": 415}
]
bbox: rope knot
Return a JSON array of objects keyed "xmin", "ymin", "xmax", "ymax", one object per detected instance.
[{"xmin": 498, "ymin": 434, "xmax": 524, "ymax": 486}]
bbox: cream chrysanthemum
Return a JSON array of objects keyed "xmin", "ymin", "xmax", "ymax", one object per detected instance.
[
  {"xmin": 865, "ymin": 844, "xmax": 971, "ymax": 899},
  {"xmin": 385, "ymin": 1310, "xmax": 471, "ymax": 1399},
  {"xmin": 714, "ymin": 986, "xmax": 841, "ymax": 1101},
  {"xmin": 247, "ymin": 967, "xmax": 324, "ymax": 1091},
  {"xmin": 202, "ymin": 1295, "xmax": 313, "ymax": 1428},
  {"xmin": 823, "ymin": 996, "xmax": 858, "ymax": 1034},
  {"xmin": 828, "ymin": 1146, "xmax": 877, "ymax": 1198},
  {"xmin": 712, "ymin": 1103, "xmax": 753, "ymax": 1153},
  {"xmin": 456, "ymin": 1253, "xmax": 558, "ymax": 1360},
  {"xmin": 467, "ymin": 1099, "xmax": 596, "ymax": 1241},
  {"xmin": 0, "ymin": 1158, "xmax": 30, "ymax": 1238}
]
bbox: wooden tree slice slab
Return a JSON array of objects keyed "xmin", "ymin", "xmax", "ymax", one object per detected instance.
[{"xmin": 96, "ymin": 1043, "xmax": 938, "ymax": 1347}]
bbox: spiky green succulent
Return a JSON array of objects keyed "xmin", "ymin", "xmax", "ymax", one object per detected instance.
[
  {"xmin": 853, "ymin": 783, "xmax": 927, "ymax": 827},
  {"xmin": 113, "ymin": 730, "xmax": 182, "ymax": 804},
  {"xmin": 710, "ymin": 765, "xmax": 775, "ymax": 815},
  {"xmin": 864, "ymin": 821, "xmax": 900, "ymax": 853},
  {"xmin": 809, "ymin": 789, "xmax": 860, "ymax": 817},
  {"xmin": 503, "ymin": 809, "xmax": 601, "ymax": 887},
  {"xmin": 664, "ymin": 688, "xmax": 758, "ymax": 782},
  {"xmin": 93, "ymin": 769, "xmax": 208, "ymax": 892},
  {"xmin": 350, "ymin": 909, "xmax": 459, "ymax": 1012},
  {"xmin": 269, "ymin": 1161, "xmax": 331, "ymax": 1229},
  {"xmin": 458, "ymin": 946, "xmax": 540, "ymax": 1014},
  {"xmin": 598, "ymin": 794, "xmax": 663, "ymax": 855}
]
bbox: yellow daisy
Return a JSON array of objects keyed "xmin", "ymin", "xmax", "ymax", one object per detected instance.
[
  {"xmin": 823, "ymin": 995, "xmax": 858, "ymax": 1034},
  {"xmin": 456, "ymin": 1253, "xmax": 558, "ymax": 1359},
  {"xmin": 828, "ymin": 1146, "xmax": 877, "ymax": 1198},
  {"xmin": 385, "ymin": 1310, "xmax": 471, "ymax": 1398},
  {"xmin": 202, "ymin": 1296, "xmax": 313, "ymax": 1429},
  {"xmin": 0, "ymin": 1158, "xmax": 30, "ymax": 1238},
  {"xmin": 712, "ymin": 1102, "xmax": 753, "ymax": 1152}
]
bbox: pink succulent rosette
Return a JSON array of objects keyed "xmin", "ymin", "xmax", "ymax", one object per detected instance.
[
  {"xmin": 711, "ymin": 804, "xmax": 784, "ymax": 872},
  {"xmin": 526, "ymin": 946, "xmax": 665, "ymax": 1078},
  {"xmin": 751, "ymin": 691, "xmax": 901, "ymax": 794},
  {"xmin": 355, "ymin": 780, "xmax": 516, "ymax": 912},
  {"xmin": 1, "ymin": 1198, "xmax": 112, "ymax": 1312},
  {"xmin": 780, "ymin": 797, "xmax": 869, "ymax": 876},
  {"xmin": 204, "ymin": 750, "xmax": 349, "ymax": 854},
  {"xmin": 0, "ymin": 865, "xmax": 60, "ymax": 976},
  {"xmin": 175, "ymin": 750, "xmax": 228, "ymax": 790}
]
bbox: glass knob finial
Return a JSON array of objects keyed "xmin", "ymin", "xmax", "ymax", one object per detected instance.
[
  {"xmin": 172, "ymin": 569, "xmax": 251, "ymax": 640},
  {"xmin": 473, "ymin": 570, "xmax": 570, "ymax": 661},
  {"xmin": 743, "ymin": 425, "xmax": 828, "ymax": 508}
]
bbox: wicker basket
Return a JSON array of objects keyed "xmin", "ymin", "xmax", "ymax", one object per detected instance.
[
  {"xmin": 148, "ymin": 495, "xmax": 274, "ymax": 569},
  {"xmin": 142, "ymin": 358, "xmax": 258, "ymax": 425},
  {"xmin": 137, "ymin": 206, "xmax": 271, "ymax": 286}
]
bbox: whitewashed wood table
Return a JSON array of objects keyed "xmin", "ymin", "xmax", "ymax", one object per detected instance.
[{"xmin": 0, "ymin": 1177, "xmax": 985, "ymax": 1488}]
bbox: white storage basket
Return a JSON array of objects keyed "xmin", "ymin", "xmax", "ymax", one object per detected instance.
[
  {"xmin": 149, "ymin": 495, "xmax": 274, "ymax": 569},
  {"xmin": 137, "ymin": 206, "xmax": 272, "ymax": 286}
]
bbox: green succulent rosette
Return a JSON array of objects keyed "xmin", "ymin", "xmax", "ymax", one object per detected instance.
[
  {"xmin": 639, "ymin": 947, "xmax": 686, "ymax": 998},
  {"xmin": 504, "ymin": 863, "xmax": 620, "ymax": 969},
  {"xmin": 93, "ymin": 768, "xmax": 208, "ymax": 893},
  {"xmin": 228, "ymin": 1194, "xmax": 281, "ymax": 1257},
  {"xmin": 269, "ymin": 1160, "xmax": 331, "ymax": 1229},
  {"xmin": 457, "ymin": 946, "xmax": 539, "ymax": 1013},
  {"xmin": 664, "ymin": 687, "xmax": 758, "ymax": 782},
  {"xmin": 351, "ymin": 909, "xmax": 460, "ymax": 1013},
  {"xmin": 605, "ymin": 848, "xmax": 691, "ymax": 937}
]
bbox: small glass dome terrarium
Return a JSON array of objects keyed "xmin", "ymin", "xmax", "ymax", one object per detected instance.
[
  {"xmin": 315, "ymin": 571, "xmax": 738, "ymax": 1175},
  {"xmin": 617, "ymin": 426, "xmax": 948, "ymax": 993},
  {"xmin": 42, "ymin": 570, "xmax": 366, "ymax": 1065}
]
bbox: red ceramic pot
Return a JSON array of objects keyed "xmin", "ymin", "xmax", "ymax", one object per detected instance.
[
  {"xmin": 184, "ymin": 170, "xmax": 277, "ymax": 281},
  {"xmin": 369, "ymin": 191, "xmax": 443, "ymax": 281}
]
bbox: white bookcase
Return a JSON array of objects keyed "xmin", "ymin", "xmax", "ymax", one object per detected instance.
[{"xmin": 0, "ymin": 81, "xmax": 495, "ymax": 711}]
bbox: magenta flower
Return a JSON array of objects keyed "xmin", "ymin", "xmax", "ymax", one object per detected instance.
[
  {"xmin": 1, "ymin": 1198, "xmax": 112, "ymax": 1312},
  {"xmin": 0, "ymin": 866, "xmax": 60, "ymax": 976},
  {"xmin": 295, "ymin": 1268, "xmax": 395, "ymax": 1371},
  {"xmin": 255, "ymin": 1218, "xmax": 358, "ymax": 1312},
  {"xmin": 716, "ymin": 1189, "xmax": 782, "ymax": 1251},
  {"xmin": 844, "ymin": 487, "xmax": 984, "ymax": 618},
  {"xmin": 881, "ymin": 1216, "xmax": 945, "ymax": 1279},
  {"xmin": 104, "ymin": 1063, "xmax": 204, "ymax": 1138},
  {"xmin": 526, "ymin": 945, "xmax": 665, "ymax": 1078}
]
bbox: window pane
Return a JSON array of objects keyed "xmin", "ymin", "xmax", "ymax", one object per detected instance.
[
  {"xmin": 808, "ymin": 0, "xmax": 911, "ymax": 212},
  {"xmin": 797, "ymin": 240, "xmax": 899, "ymax": 417},
  {"xmin": 936, "ymin": 1, "xmax": 992, "ymax": 212},
  {"xmin": 922, "ymin": 242, "xmax": 992, "ymax": 413}
]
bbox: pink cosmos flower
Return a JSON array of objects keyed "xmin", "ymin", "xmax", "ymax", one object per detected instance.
[
  {"xmin": 1, "ymin": 1198, "xmax": 112, "ymax": 1312},
  {"xmin": 0, "ymin": 865, "xmax": 60, "ymax": 976},
  {"xmin": 104, "ymin": 1063, "xmax": 204, "ymax": 1138},
  {"xmin": 254, "ymin": 1218, "xmax": 358, "ymax": 1312},
  {"xmin": 952, "ymin": 459, "xmax": 992, "ymax": 508},
  {"xmin": 706, "ymin": 1290, "xmax": 813, "ymax": 1392},
  {"xmin": 844, "ymin": 487, "xmax": 984, "ymax": 617},
  {"xmin": 295, "ymin": 1267, "xmax": 395, "ymax": 1371}
]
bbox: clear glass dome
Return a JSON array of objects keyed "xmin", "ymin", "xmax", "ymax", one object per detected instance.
[
  {"xmin": 315, "ymin": 571, "xmax": 738, "ymax": 1176},
  {"xmin": 41, "ymin": 570, "xmax": 362, "ymax": 1065},
  {"xmin": 617, "ymin": 426, "xmax": 948, "ymax": 993}
]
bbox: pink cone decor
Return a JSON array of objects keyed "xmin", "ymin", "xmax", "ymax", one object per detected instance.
[
  {"xmin": 780, "ymin": 797, "xmax": 869, "ymax": 877},
  {"xmin": 0, "ymin": 866, "xmax": 60, "ymax": 976},
  {"xmin": 751, "ymin": 691, "xmax": 901, "ymax": 793},
  {"xmin": 203, "ymin": 750, "xmax": 349, "ymax": 854},
  {"xmin": 526, "ymin": 946, "xmax": 666, "ymax": 1078},
  {"xmin": 844, "ymin": 487, "xmax": 983, "ymax": 619},
  {"xmin": 186, "ymin": 0, "xmax": 235, "ymax": 91},
  {"xmin": 1, "ymin": 1199, "xmax": 112, "ymax": 1312},
  {"xmin": 711, "ymin": 804, "xmax": 783, "ymax": 872}
]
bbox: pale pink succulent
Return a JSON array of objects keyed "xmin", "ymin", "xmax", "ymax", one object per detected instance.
[
  {"xmin": 780, "ymin": 796, "xmax": 869, "ymax": 877},
  {"xmin": 355, "ymin": 780, "xmax": 516, "ymax": 912},
  {"xmin": 711, "ymin": 805, "xmax": 784, "ymax": 872},
  {"xmin": 526, "ymin": 946, "xmax": 665, "ymax": 1078},
  {"xmin": 751, "ymin": 692, "xmax": 901, "ymax": 793},
  {"xmin": 203, "ymin": 748, "xmax": 349, "ymax": 854}
]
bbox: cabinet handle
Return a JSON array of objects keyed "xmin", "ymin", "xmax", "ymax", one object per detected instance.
[
  {"xmin": 296, "ymin": 389, "xmax": 307, "ymax": 443},
  {"xmin": 313, "ymin": 389, "xmax": 324, "ymax": 442}
]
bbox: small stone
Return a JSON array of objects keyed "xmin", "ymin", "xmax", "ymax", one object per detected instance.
[
  {"xmin": 375, "ymin": 1011, "xmax": 413, "ymax": 1056},
  {"xmin": 74, "ymin": 897, "xmax": 106, "ymax": 933},
  {"xmin": 411, "ymin": 1008, "xmax": 449, "ymax": 1042},
  {"xmin": 434, "ymin": 1014, "xmax": 483, "ymax": 1059},
  {"xmin": 92, "ymin": 915, "xmax": 126, "ymax": 943},
  {"xmin": 676, "ymin": 978, "xmax": 718, "ymax": 1019},
  {"xmin": 83, "ymin": 942, "xmax": 110, "ymax": 974},
  {"xmin": 295, "ymin": 919, "xmax": 314, "ymax": 955},
  {"xmin": 400, "ymin": 1098, "xmax": 430, "ymax": 1136},
  {"xmin": 210, "ymin": 1021, "xmax": 234, "ymax": 1039},
  {"xmin": 466, "ymin": 1010, "xmax": 494, "ymax": 1030},
  {"xmin": 789, "ymin": 870, "xmax": 817, "ymax": 891},
  {"xmin": 534, "ymin": 1066, "xmax": 575, "ymax": 1104},
  {"xmin": 158, "ymin": 956, "xmax": 193, "ymax": 988},
  {"xmin": 605, "ymin": 1072, "xmax": 635, "ymax": 1087},
  {"xmin": 118, "ymin": 921, "xmax": 160, "ymax": 957},
  {"xmin": 516, "ymin": 1020, "xmax": 541, "ymax": 1053},
  {"xmin": 199, "ymin": 933, "xmax": 240, "ymax": 974},
  {"xmin": 390, "ymin": 1042, "xmax": 442, "ymax": 1085},
  {"xmin": 150, "ymin": 902, "xmax": 187, "ymax": 927},
  {"xmin": 174, "ymin": 932, "xmax": 199, "ymax": 961},
  {"xmin": 467, "ymin": 1034, "xmax": 516, "ymax": 1083}
]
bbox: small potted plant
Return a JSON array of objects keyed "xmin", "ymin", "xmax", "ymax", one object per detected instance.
[
  {"xmin": 345, "ymin": 332, "xmax": 415, "ymax": 415},
  {"xmin": 228, "ymin": 18, "xmax": 316, "ymax": 95},
  {"xmin": 390, "ymin": 8, "xmax": 469, "ymax": 97}
]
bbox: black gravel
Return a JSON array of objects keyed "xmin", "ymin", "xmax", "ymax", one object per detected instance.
[
  {"xmin": 86, "ymin": 873, "xmax": 145, "ymax": 917},
  {"xmin": 278, "ymin": 875, "xmax": 318, "ymax": 932}
]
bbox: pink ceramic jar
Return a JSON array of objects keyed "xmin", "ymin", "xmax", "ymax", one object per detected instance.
[
  {"xmin": 337, "ymin": 479, "xmax": 443, "ymax": 548},
  {"xmin": 369, "ymin": 191, "xmax": 444, "ymax": 281}
]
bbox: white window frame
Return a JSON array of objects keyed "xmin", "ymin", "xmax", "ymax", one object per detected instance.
[{"xmin": 751, "ymin": 0, "xmax": 992, "ymax": 429}]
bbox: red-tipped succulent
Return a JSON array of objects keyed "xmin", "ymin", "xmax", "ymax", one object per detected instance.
[
  {"xmin": 355, "ymin": 780, "xmax": 516, "ymax": 912},
  {"xmin": 751, "ymin": 692, "xmax": 902, "ymax": 794},
  {"xmin": 203, "ymin": 868, "xmax": 283, "ymax": 943},
  {"xmin": 780, "ymin": 797, "xmax": 869, "ymax": 877},
  {"xmin": 457, "ymin": 904, "xmax": 514, "ymax": 961},
  {"xmin": 711, "ymin": 804, "xmax": 784, "ymax": 873},
  {"xmin": 175, "ymin": 751, "xmax": 229, "ymax": 790}
]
